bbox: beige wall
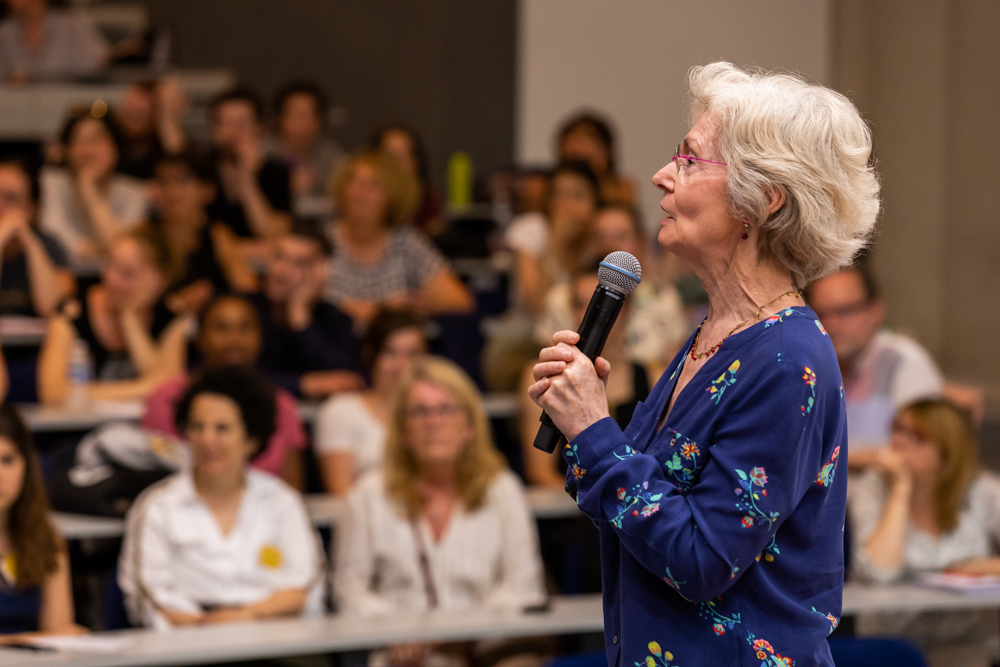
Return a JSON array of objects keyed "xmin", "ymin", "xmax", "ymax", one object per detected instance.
[
  {"xmin": 834, "ymin": 0, "xmax": 1000, "ymax": 385},
  {"xmin": 518, "ymin": 0, "xmax": 1000, "ymax": 386},
  {"xmin": 516, "ymin": 0, "xmax": 832, "ymax": 231}
]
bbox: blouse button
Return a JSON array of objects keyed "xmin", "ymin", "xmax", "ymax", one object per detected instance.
[{"xmin": 613, "ymin": 636, "xmax": 618, "ymax": 644}]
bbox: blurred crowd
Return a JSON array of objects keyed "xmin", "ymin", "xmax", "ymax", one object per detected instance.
[{"xmin": 0, "ymin": 2, "xmax": 992, "ymax": 666}]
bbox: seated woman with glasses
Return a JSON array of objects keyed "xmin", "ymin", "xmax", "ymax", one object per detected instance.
[
  {"xmin": 119, "ymin": 365, "xmax": 323, "ymax": 630},
  {"xmin": 850, "ymin": 399, "xmax": 1000, "ymax": 665},
  {"xmin": 334, "ymin": 356, "xmax": 546, "ymax": 621}
]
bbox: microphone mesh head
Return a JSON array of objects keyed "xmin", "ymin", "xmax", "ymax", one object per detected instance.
[{"xmin": 598, "ymin": 251, "xmax": 642, "ymax": 295}]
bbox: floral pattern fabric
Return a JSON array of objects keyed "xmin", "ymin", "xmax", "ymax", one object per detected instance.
[{"xmin": 564, "ymin": 305, "xmax": 846, "ymax": 667}]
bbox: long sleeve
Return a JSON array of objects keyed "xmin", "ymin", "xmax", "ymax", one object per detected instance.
[
  {"xmin": 846, "ymin": 470, "xmax": 902, "ymax": 584},
  {"xmin": 119, "ymin": 492, "xmax": 200, "ymax": 629},
  {"xmin": 332, "ymin": 482, "xmax": 397, "ymax": 616},
  {"xmin": 567, "ymin": 358, "xmax": 830, "ymax": 603},
  {"xmin": 483, "ymin": 473, "xmax": 547, "ymax": 610}
]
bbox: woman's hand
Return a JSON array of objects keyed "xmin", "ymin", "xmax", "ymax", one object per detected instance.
[
  {"xmin": 528, "ymin": 330, "xmax": 611, "ymax": 442},
  {"xmin": 200, "ymin": 606, "xmax": 256, "ymax": 624},
  {"xmin": 875, "ymin": 448, "xmax": 913, "ymax": 495}
]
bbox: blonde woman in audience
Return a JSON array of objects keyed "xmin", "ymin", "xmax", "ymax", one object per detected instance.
[
  {"xmin": 520, "ymin": 264, "xmax": 652, "ymax": 489},
  {"xmin": 0, "ymin": 406, "xmax": 81, "ymax": 637},
  {"xmin": 326, "ymin": 151, "xmax": 474, "ymax": 327},
  {"xmin": 316, "ymin": 308, "xmax": 427, "ymax": 496},
  {"xmin": 850, "ymin": 399, "xmax": 999, "ymax": 666},
  {"xmin": 39, "ymin": 112, "xmax": 147, "ymax": 263},
  {"xmin": 37, "ymin": 227, "xmax": 189, "ymax": 404},
  {"xmin": 120, "ymin": 366, "xmax": 323, "ymax": 630},
  {"xmin": 334, "ymin": 356, "xmax": 546, "ymax": 623},
  {"xmin": 505, "ymin": 160, "xmax": 600, "ymax": 317}
]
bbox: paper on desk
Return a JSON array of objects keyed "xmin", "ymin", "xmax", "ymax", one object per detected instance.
[
  {"xmin": 29, "ymin": 635, "xmax": 132, "ymax": 653},
  {"xmin": 917, "ymin": 572, "xmax": 1000, "ymax": 596}
]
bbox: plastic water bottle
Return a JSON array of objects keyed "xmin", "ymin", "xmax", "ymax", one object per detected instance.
[{"xmin": 67, "ymin": 339, "xmax": 92, "ymax": 410}]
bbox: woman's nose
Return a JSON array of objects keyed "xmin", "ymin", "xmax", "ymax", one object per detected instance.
[{"xmin": 652, "ymin": 163, "xmax": 676, "ymax": 192}]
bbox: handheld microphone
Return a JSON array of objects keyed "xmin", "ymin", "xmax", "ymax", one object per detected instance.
[{"xmin": 532, "ymin": 251, "xmax": 642, "ymax": 453}]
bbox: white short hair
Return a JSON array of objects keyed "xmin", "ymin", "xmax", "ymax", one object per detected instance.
[{"xmin": 688, "ymin": 62, "xmax": 880, "ymax": 288}]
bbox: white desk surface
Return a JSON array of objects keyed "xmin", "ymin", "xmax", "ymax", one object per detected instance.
[
  {"xmin": 21, "ymin": 393, "xmax": 520, "ymax": 433},
  {"xmin": 9, "ymin": 584, "xmax": 1000, "ymax": 666},
  {"xmin": 0, "ymin": 595, "xmax": 604, "ymax": 667},
  {"xmin": 52, "ymin": 487, "xmax": 581, "ymax": 541}
]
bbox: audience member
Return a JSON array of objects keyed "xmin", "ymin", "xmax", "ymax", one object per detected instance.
[
  {"xmin": 152, "ymin": 149, "xmax": 255, "ymax": 314},
  {"xmin": 0, "ymin": 158, "xmax": 74, "ymax": 317},
  {"xmin": 808, "ymin": 263, "xmax": 943, "ymax": 468},
  {"xmin": 37, "ymin": 227, "xmax": 189, "ymax": 404},
  {"xmin": 143, "ymin": 294, "xmax": 307, "ymax": 488},
  {"xmin": 505, "ymin": 160, "xmax": 600, "ymax": 317},
  {"xmin": 334, "ymin": 356, "xmax": 545, "ymax": 618},
  {"xmin": 114, "ymin": 79, "xmax": 188, "ymax": 180},
  {"xmin": 520, "ymin": 264, "xmax": 651, "ymax": 488},
  {"xmin": 535, "ymin": 204, "xmax": 687, "ymax": 370},
  {"xmin": 326, "ymin": 151, "xmax": 473, "ymax": 326},
  {"xmin": 0, "ymin": 405, "xmax": 79, "ymax": 636},
  {"xmin": 120, "ymin": 365, "xmax": 323, "ymax": 630},
  {"xmin": 315, "ymin": 309, "xmax": 427, "ymax": 496},
  {"xmin": 268, "ymin": 81, "xmax": 344, "ymax": 215},
  {"xmin": 0, "ymin": 0, "xmax": 108, "ymax": 83},
  {"xmin": 370, "ymin": 124, "xmax": 445, "ymax": 235},
  {"xmin": 557, "ymin": 112, "xmax": 634, "ymax": 205},
  {"xmin": 248, "ymin": 219, "xmax": 363, "ymax": 398},
  {"xmin": 39, "ymin": 112, "xmax": 148, "ymax": 263},
  {"xmin": 207, "ymin": 88, "xmax": 291, "ymax": 243},
  {"xmin": 849, "ymin": 399, "xmax": 995, "ymax": 666}
]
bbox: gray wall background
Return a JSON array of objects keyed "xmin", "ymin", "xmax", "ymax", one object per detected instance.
[{"xmin": 149, "ymin": 0, "xmax": 517, "ymax": 191}]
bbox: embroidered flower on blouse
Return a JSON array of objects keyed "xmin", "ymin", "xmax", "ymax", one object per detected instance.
[
  {"xmin": 571, "ymin": 465, "xmax": 586, "ymax": 481},
  {"xmin": 749, "ymin": 467, "xmax": 768, "ymax": 487},
  {"xmin": 741, "ymin": 516, "xmax": 754, "ymax": 528},
  {"xmin": 814, "ymin": 319, "xmax": 828, "ymax": 336},
  {"xmin": 641, "ymin": 503, "xmax": 660, "ymax": 517},
  {"xmin": 680, "ymin": 442, "xmax": 700, "ymax": 460}
]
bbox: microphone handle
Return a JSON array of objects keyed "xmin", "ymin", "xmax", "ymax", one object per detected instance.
[{"xmin": 533, "ymin": 285, "xmax": 625, "ymax": 453}]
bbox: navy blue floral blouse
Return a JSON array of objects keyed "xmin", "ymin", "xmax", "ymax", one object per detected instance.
[{"xmin": 564, "ymin": 306, "xmax": 847, "ymax": 667}]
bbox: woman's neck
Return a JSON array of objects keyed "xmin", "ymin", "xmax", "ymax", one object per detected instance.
[
  {"xmin": 908, "ymin": 477, "xmax": 939, "ymax": 527},
  {"xmin": 193, "ymin": 468, "xmax": 245, "ymax": 501},
  {"xmin": 695, "ymin": 249, "xmax": 798, "ymax": 330},
  {"xmin": 417, "ymin": 463, "xmax": 458, "ymax": 493},
  {"xmin": 339, "ymin": 217, "xmax": 387, "ymax": 246}
]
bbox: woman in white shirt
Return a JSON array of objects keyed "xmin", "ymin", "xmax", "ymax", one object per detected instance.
[
  {"xmin": 40, "ymin": 113, "xmax": 147, "ymax": 263},
  {"xmin": 849, "ymin": 398, "xmax": 1000, "ymax": 665},
  {"xmin": 119, "ymin": 365, "xmax": 324, "ymax": 630},
  {"xmin": 316, "ymin": 309, "xmax": 427, "ymax": 496},
  {"xmin": 334, "ymin": 355, "xmax": 546, "ymax": 619}
]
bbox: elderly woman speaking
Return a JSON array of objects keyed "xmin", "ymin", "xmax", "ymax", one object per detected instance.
[{"xmin": 530, "ymin": 63, "xmax": 879, "ymax": 666}]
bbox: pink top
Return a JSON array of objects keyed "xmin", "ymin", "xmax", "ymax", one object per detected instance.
[{"xmin": 142, "ymin": 374, "xmax": 307, "ymax": 477}]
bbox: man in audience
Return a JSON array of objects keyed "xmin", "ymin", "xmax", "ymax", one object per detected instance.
[
  {"xmin": 248, "ymin": 219, "xmax": 364, "ymax": 399},
  {"xmin": 142, "ymin": 294, "xmax": 307, "ymax": 488},
  {"xmin": 267, "ymin": 81, "xmax": 344, "ymax": 215},
  {"xmin": 114, "ymin": 78, "xmax": 188, "ymax": 180},
  {"xmin": 207, "ymin": 88, "xmax": 291, "ymax": 244},
  {"xmin": 807, "ymin": 262, "xmax": 943, "ymax": 468}
]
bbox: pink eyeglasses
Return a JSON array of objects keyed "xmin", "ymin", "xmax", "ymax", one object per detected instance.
[{"xmin": 672, "ymin": 144, "xmax": 727, "ymax": 171}]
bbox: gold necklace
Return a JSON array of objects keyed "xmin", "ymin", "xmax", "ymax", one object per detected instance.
[{"xmin": 689, "ymin": 290, "xmax": 802, "ymax": 361}]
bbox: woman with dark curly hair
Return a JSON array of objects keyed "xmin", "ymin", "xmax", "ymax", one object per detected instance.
[{"xmin": 119, "ymin": 365, "xmax": 323, "ymax": 630}]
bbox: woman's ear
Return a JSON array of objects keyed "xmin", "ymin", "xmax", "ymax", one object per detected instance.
[
  {"xmin": 764, "ymin": 185, "xmax": 785, "ymax": 217},
  {"xmin": 766, "ymin": 185, "xmax": 787, "ymax": 216}
]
